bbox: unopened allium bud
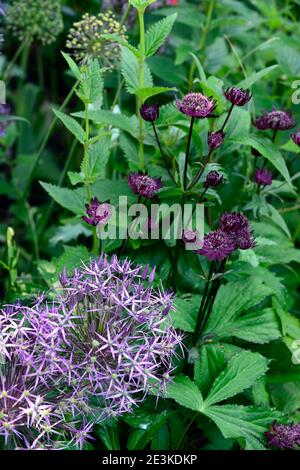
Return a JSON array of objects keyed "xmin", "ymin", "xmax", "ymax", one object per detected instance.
[
  {"xmin": 7, "ymin": 0, "xmax": 64, "ymax": 46},
  {"xmin": 128, "ymin": 173, "xmax": 163, "ymax": 199},
  {"xmin": 176, "ymin": 92, "xmax": 217, "ymax": 118},
  {"xmin": 140, "ymin": 103, "xmax": 160, "ymax": 123},
  {"xmin": 224, "ymin": 87, "xmax": 252, "ymax": 106},
  {"xmin": 254, "ymin": 168, "xmax": 272, "ymax": 187},
  {"xmin": 205, "ymin": 171, "xmax": 223, "ymax": 188},
  {"xmin": 208, "ymin": 130, "xmax": 225, "ymax": 149},
  {"xmin": 291, "ymin": 131, "xmax": 300, "ymax": 147},
  {"xmin": 66, "ymin": 12, "xmax": 126, "ymax": 67}
]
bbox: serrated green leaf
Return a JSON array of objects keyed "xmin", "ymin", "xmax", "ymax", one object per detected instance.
[
  {"xmin": 61, "ymin": 51, "xmax": 81, "ymax": 80},
  {"xmin": 145, "ymin": 13, "xmax": 177, "ymax": 57},
  {"xmin": 171, "ymin": 295, "xmax": 200, "ymax": 332},
  {"xmin": 204, "ymin": 351, "xmax": 268, "ymax": 407},
  {"xmin": 53, "ymin": 109, "xmax": 85, "ymax": 144},
  {"xmin": 121, "ymin": 47, "xmax": 153, "ymax": 95},
  {"xmin": 167, "ymin": 375, "xmax": 204, "ymax": 412},
  {"xmin": 237, "ymin": 65, "xmax": 279, "ymax": 89},
  {"xmin": 40, "ymin": 182, "xmax": 86, "ymax": 215},
  {"xmin": 135, "ymin": 86, "xmax": 176, "ymax": 102},
  {"xmin": 73, "ymin": 109, "xmax": 138, "ymax": 138}
]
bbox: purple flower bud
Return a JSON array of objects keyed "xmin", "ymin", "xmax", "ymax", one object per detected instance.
[
  {"xmin": 140, "ymin": 103, "xmax": 160, "ymax": 122},
  {"xmin": 291, "ymin": 131, "xmax": 300, "ymax": 147},
  {"xmin": 234, "ymin": 228, "xmax": 256, "ymax": 250},
  {"xmin": 82, "ymin": 198, "xmax": 111, "ymax": 226},
  {"xmin": 207, "ymin": 130, "xmax": 225, "ymax": 149},
  {"xmin": 254, "ymin": 168, "xmax": 272, "ymax": 187},
  {"xmin": 205, "ymin": 171, "xmax": 223, "ymax": 188},
  {"xmin": 197, "ymin": 229, "xmax": 236, "ymax": 261},
  {"xmin": 252, "ymin": 113, "xmax": 270, "ymax": 130},
  {"xmin": 176, "ymin": 92, "xmax": 217, "ymax": 118},
  {"xmin": 224, "ymin": 87, "xmax": 252, "ymax": 106},
  {"xmin": 219, "ymin": 212, "xmax": 249, "ymax": 234},
  {"xmin": 128, "ymin": 172, "xmax": 163, "ymax": 199},
  {"xmin": 266, "ymin": 421, "xmax": 300, "ymax": 450}
]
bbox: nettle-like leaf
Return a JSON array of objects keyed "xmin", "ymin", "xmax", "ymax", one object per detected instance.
[
  {"xmin": 121, "ymin": 47, "xmax": 153, "ymax": 94},
  {"xmin": 203, "ymin": 351, "xmax": 269, "ymax": 407},
  {"xmin": 40, "ymin": 182, "xmax": 86, "ymax": 215},
  {"xmin": 73, "ymin": 109, "xmax": 138, "ymax": 138},
  {"xmin": 87, "ymin": 136, "xmax": 111, "ymax": 180},
  {"xmin": 53, "ymin": 110, "xmax": 85, "ymax": 144},
  {"xmin": 144, "ymin": 13, "xmax": 177, "ymax": 57},
  {"xmin": 61, "ymin": 51, "xmax": 81, "ymax": 80},
  {"xmin": 84, "ymin": 59, "xmax": 104, "ymax": 109},
  {"xmin": 135, "ymin": 86, "xmax": 176, "ymax": 102}
]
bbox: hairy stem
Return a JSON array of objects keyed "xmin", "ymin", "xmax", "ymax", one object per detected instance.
[
  {"xmin": 138, "ymin": 8, "xmax": 146, "ymax": 169},
  {"xmin": 183, "ymin": 116, "xmax": 195, "ymax": 191}
]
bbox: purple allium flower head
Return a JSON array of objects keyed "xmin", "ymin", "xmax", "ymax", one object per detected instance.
[
  {"xmin": 219, "ymin": 212, "xmax": 255, "ymax": 251},
  {"xmin": 57, "ymin": 255, "xmax": 183, "ymax": 418},
  {"xmin": 205, "ymin": 171, "xmax": 223, "ymax": 188},
  {"xmin": 197, "ymin": 229, "xmax": 236, "ymax": 261},
  {"xmin": 128, "ymin": 173, "xmax": 163, "ymax": 199},
  {"xmin": 254, "ymin": 168, "xmax": 272, "ymax": 187},
  {"xmin": 207, "ymin": 130, "xmax": 225, "ymax": 149},
  {"xmin": 224, "ymin": 87, "xmax": 252, "ymax": 106},
  {"xmin": 82, "ymin": 198, "xmax": 111, "ymax": 226},
  {"xmin": 176, "ymin": 92, "xmax": 217, "ymax": 118},
  {"xmin": 140, "ymin": 103, "xmax": 160, "ymax": 123},
  {"xmin": 266, "ymin": 421, "xmax": 300, "ymax": 450},
  {"xmin": 291, "ymin": 131, "xmax": 300, "ymax": 147}
]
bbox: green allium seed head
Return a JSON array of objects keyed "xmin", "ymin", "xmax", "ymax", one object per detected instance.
[
  {"xmin": 65, "ymin": 11, "xmax": 126, "ymax": 68},
  {"xmin": 7, "ymin": 0, "xmax": 64, "ymax": 46}
]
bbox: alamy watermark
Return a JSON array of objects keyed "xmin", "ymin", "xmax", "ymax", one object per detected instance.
[
  {"xmin": 94, "ymin": 196, "xmax": 205, "ymax": 251},
  {"xmin": 0, "ymin": 80, "xmax": 6, "ymax": 104}
]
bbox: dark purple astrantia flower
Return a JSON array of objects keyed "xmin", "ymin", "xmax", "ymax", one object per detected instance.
[
  {"xmin": 266, "ymin": 421, "xmax": 300, "ymax": 450},
  {"xmin": 140, "ymin": 103, "xmax": 160, "ymax": 123},
  {"xmin": 219, "ymin": 212, "xmax": 255, "ymax": 251},
  {"xmin": 58, "ymin": 255, "xmax": 183, "ymax": 418},
  {"xmin": 254, "ymin": 168, "xmax": 272, "ymax": 187},
  {"xmin": 208, "ymin": 130, "xmax": 225, "ymax": 149},
  {"xmin": 128, "ymin": 172, "xmax": 163, "ymax": 199},
  {"xmin": 253, "ymin": 109, "xmax": 295, "ymax": 131},
  {"xmin": 205, "ymin": 171, "xmax": 223, "ymax": 188},
  {"xmin": 82, "ymin": 198, "xmax": 111, "ymax": 226},
  {"xmin": 176, "ymin": 92, "xmax": 217, "ymax": 118},
  {"xmin": 291, "ymin": 131, "xmax": 300, "ymax": 147},
  {"xmin": 224, "ymin": 87, "xmax": 252, "ymax": 106},
  {"xmin": 197, "ymin": 229, "xmax": 236, "ymax": 261},
  {"xmin": 0, "ymin": 103, "xmax": 11, "ymax": 137}
]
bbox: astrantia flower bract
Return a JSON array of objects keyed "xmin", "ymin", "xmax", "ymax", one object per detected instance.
[
  {"xmin": 82, "ymin": 198, "xmax": 111, "ymax": 227},
  {"xmin": 7, "ymin": 0, "xmax": 63, "ymax": 46},
  {"xmin": 205, "ymin": 171, "xmax": 223, "ymax": 188},
  {"xmin": 140, "ymin": 103, "xmax": 160, "ymax": 123},
  {"xmin": 219, "ymin": 212, "xmax": 255, "ymax": 251},
  {"xmin": 254, "ymin": 168, "xmax": 272, "ymax": 187},
  {"xmin": 66, "ymin": 12, "xmax": 126, "ymax": 67},
  {"xmin": 266, "ymin": 421, "xmax": 300, "ymax": 449},
  {"xmin": 224, "ymin": 87, "xmax": 252, "ymax": 106},
  {"xmin": 291, "ymin": 131, "xmax": 300, "ymax": 147},
  {"xmin": 207, "ymin": 130, "xmax": 225, "ymax": 149},
  {"xmin": 176, "ymin": 92, "xmax": 217, "ymax": 118},
  {"xmin": 128, "ymin": 173, "xmax": 163, "ymax": 199},
  {"xmin": 253, "ymin": 113, "xmax": 270, "ymax": 130},
  {"xmin": 58, "ymin": 255, "xmax": 183, "ymax": 418},
  {"xmin": 197, "ymin": 230, "xmax": 236, "ymax": 261}
]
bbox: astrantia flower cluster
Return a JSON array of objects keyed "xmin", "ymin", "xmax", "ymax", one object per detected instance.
[
  {"xmin": 128, "ymin": 173, "xmax": 163, "ymax": 199},
  {"xmin": 253, "ymin": 109, "xmax": 296, "ymax": 131},
  {"xmin": 82, "ymin": 198, "xmax": 111, "ymax": 227},
  {"xmin": 291, "ymin": 131, "xmax": 300, "ymax": 147},
  {"xmin": 254, "ymin": 168, "xmax": 273, "ymax": 187},
  {"xmin": 140, "ymin": 103, "xmax": 160, "ymax": 123},
  {"xmin": 66, "ymin": 12, "xmax": 126, "ymax": 67},
  {"xmin": 176, "ymin": 92, "xmax": 217, "ymax": 119},
  {"xmin": 208, "ymin": 130, "xmax": 225, "ymax": 149},
  {"xmin": 7, "ymin": 0, "xmax": 64, "ymax": 46},
  {"xmin": 266, "ymin": 421, "xmax": 300, "ymax": 449},
  {"xmin": 198, "ymin": 212, "xmax": 255, "ymax": 261},
  {"xmin": 205, "ymin": 171, "xmax": 223, "ymax": 188}
]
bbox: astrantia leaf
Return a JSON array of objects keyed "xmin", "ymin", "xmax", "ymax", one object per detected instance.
[
  {"xmin": 172, "ymin": 295, "xmax": 200, "ymax": 332},
  {"xmin": 53, "ymin": 109, "xmax": 85, "ymax": 144},
  {"xmin": 204, "ymin": 351, "xmax": 269, "ymax": 407},
  {"xmin": 167, "ymin": 375, "xmax": 204, "ymax": 412},
  {"xmin": 144, "ymin": 13, "xmax": 177, "ymax": 57}
]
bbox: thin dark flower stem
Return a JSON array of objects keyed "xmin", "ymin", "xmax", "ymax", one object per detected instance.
[
  {"xmin": 221, "ymin": 103, "xmax": 234, "ymax": 132},
  {"xmin": 152, "ymin": 122, "xmax": 177, "ymax": 185},
  {"xmin": 183, "ymin": 116, "xmax": 195, "ymax": 191},
  {"xmin": 188, "ymin": 147, "xmax": 213, "ymax": 190},
  {"xmin": 198, "ymin": 258, "xmax": 227, "ymax": 336},
  {"xmin": 118, "ymin": 195, "xmax": 142, "ymax": 256},
  {"xmin": 193, "ymin": 260, "xmax": 216, "ymax": 344}
]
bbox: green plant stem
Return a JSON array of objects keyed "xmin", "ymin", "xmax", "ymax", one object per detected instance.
[
  {"xmin": 152, "ymin": 122, "xmax": 177, "ymax": 185},
  {"xmin": 183, "ymin": 117, "xmax": 195, "ymax": 191},
  {"xmin": 188, "ymin": 146, "xmax": 213, "ymax": 190},
  {"xmin": 26, "ymin": 202, "xmax": 39, "ymax": 263},
  {"xmin": 193, "ymin": 260, "xmax": 216, "ymax": 344},
  {"xmin": 119, "ymin": 3, "xmax": 131, "ymax": 29},
  {"xmin": 188, "ymin": 0, "xmax": 215, "ymax": 87},
  {"xmin": 3, "ymin": 39, "xmax": 30, "ymax": 83},
  {"xmin": 83, "ymin": 102, "xmax": 91, "ymax": 201},
  {"xmin": 138, "ymin": 8, "xmax": 146, "ymax": 169},
  {"xmin": 22, "ymin": 79, "xmax": 79, "ymax": 203}
]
